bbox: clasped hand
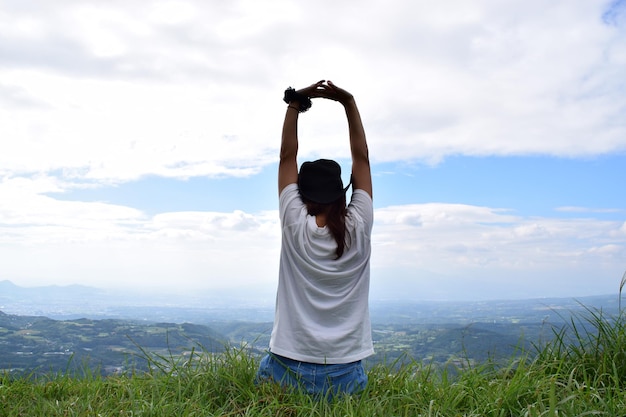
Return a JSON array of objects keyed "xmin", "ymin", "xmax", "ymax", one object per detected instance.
[{"xmin": 296, "ymin": 80, "xmax": 354, "ymax": 105}]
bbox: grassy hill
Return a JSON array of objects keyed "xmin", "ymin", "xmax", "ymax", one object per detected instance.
[{"xmin": 1, "ymin": 305, "xmax": 625, "ymax": 416}]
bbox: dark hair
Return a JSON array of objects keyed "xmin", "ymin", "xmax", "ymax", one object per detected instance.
[{"xmin": 303, "ymin": 196, "xmax": 349, "ymax": 259}]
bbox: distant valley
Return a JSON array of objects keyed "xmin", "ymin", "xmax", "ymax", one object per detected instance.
[{"xmin": 1, "ymin": 280, "xmax": 621, "ymax": 376}]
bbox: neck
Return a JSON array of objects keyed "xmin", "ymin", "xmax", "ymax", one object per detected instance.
[{"xmin": 315, "ymin": 214, "xmax": 327, "ymax": 227}]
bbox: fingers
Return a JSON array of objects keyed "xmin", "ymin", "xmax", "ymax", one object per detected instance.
[
  {"xmin": 296, "ymin": 80, "xmax": 326, "ymax": 98},
  {"xmin": 321, "ymin": 81, "xmax": 342, "ymax": 96},
  {"xmin": 295, "ymin": 80, "xmax": 349, "ymax": 102},
  {"xmin": 308, "ymin": 85, "xmax": 336, "ymax": 100},
  {"xmin": 312, "ymin": 81, "xmax": 348, "ymax": 101},
  {"xmin": 309, "ymin": 80, "xmax": 325, "ymax": 90}
]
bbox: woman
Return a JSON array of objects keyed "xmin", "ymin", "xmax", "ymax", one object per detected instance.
[{"xmin": 256, "ymin": 80, "xmax": 374, "ymax": 396}]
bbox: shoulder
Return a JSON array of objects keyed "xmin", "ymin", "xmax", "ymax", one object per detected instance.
[
  {"xmin": 351, "ymin": 189, "xmax": 372, "ymax": 204},
  {"xmin": 347, "ymin": 189, "xmax": 374, "ymax": 228},
  {"xmin": 349, "ymin": 189, "xmax": 373, "ymax": 212},
  {"xmin": 279, "ymin": 183, "xmax": 306, "ymax": 224},
  {"xmin": 279, "ymin": 183, "xmax": 299, "ymax": 203}
]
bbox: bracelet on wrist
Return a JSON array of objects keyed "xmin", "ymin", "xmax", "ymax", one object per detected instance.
[
  {"xmin": 283, "ymin": 87, "xmax": 312, "ymax": 113},
  {"xmin": 287, "ymin": 105, "xmax": 299, "ymax": 111}
]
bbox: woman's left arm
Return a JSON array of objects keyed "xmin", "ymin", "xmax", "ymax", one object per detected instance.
[
  {"xmin": 278, "ymin": 104, "xmax": 301, "ymax": 194},
  {"xmin": 278, "ymin": 80, "xmax": 325, "ymax": 195}
]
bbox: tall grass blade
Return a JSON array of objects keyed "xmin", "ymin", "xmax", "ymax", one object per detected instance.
[{"xmin": 617, "ymin": 271, "xmax": 626, "ymax": 314}]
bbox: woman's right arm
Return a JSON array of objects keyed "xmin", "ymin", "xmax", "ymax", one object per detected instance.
[
  {"xmin": 343, "ymin": 96, "xmax": 372, "ymax": 199},
  {"xmin": 317, "ymin": 81, "xmax": 372, "ymax": 198}
]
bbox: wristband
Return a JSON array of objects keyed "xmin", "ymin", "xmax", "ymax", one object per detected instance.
[{"xmin": 283, "ymin": 87, "xmax": 312, "ymax": 113}]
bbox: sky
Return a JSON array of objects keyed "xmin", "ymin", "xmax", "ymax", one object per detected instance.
[{"xmin": 1, "ymin": 0, "xmax": 625, "ymax": 304}]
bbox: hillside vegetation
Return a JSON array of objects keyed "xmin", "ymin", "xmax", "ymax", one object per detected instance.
[{"xmin": 1, "ymin": 305, "xmax": 625, "ymax": 416}]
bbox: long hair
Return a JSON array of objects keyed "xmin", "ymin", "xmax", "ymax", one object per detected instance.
[{"xmin": 303, "ymin": 196, "xmax": 348, "ymax": 259}]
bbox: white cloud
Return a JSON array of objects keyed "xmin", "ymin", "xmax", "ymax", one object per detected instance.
[
  {"xmin": 556, "ymin": 206, "xmax": 624, "ymax": 213},
  {"xmin": 1, "ymin": 0, "xmax": 625, "ymax": 185},
  {"xmin": 1, "ymin": 176, "xmax": 623, "ymax": 300},
  {"xmin": 370, "ymin": 202, "xmax": 625, "ymax": 299}
]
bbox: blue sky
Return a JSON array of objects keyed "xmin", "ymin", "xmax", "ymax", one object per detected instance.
[
  {"xmin": 1, "ymin": 0, "xmax": 625, "ymax": 303},
  {"xmin": 56, "ymin": 156, "xmax": 625, "ymax": 220}
]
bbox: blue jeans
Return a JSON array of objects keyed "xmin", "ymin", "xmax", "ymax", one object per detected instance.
[{"xmin": 256, "ymin": 352, "xmax": 368, "ymax": 397}]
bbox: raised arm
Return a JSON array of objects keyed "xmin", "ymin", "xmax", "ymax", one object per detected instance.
[
  {"xmin": 316, "ymin": 81, "xmax": 372, "ymax": 198},
  {"xmin": 343, "ymin": 94, "xmax": 372, "ymax": 198},
  {"xmin": 278, "ymin": 104, "xmax": 300, "ymax": 194},
  {"xmin": 278, "ymin": 81, "xmax": 325, "ymax": 195}
]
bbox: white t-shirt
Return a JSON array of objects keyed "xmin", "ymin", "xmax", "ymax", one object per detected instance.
[{"xmin": 269, "ymin": 183, "xmax": 374, "ymax": 364}]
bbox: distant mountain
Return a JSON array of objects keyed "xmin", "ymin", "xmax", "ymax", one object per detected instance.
[
  {"xmin": 0, "ymin": 279, "xmax": 107, "ymax": 300},
  {"xmin": 0, "ymin": 280, "xmax": 276, "ymax": 322}
]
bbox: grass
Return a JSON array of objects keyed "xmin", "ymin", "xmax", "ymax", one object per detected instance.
[{"xmin": 2, "ymin": 306, "xmax": 626, "ymax": 416}]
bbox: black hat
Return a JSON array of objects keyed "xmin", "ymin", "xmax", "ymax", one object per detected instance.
[{"xmin": 298, "ymin": 159, "xmax": 350, "ymax": 204}]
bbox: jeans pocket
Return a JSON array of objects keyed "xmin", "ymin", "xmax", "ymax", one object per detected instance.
[{"xmin": 325, "ymin": 362, "xmax": 368, "ymax": 394}]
